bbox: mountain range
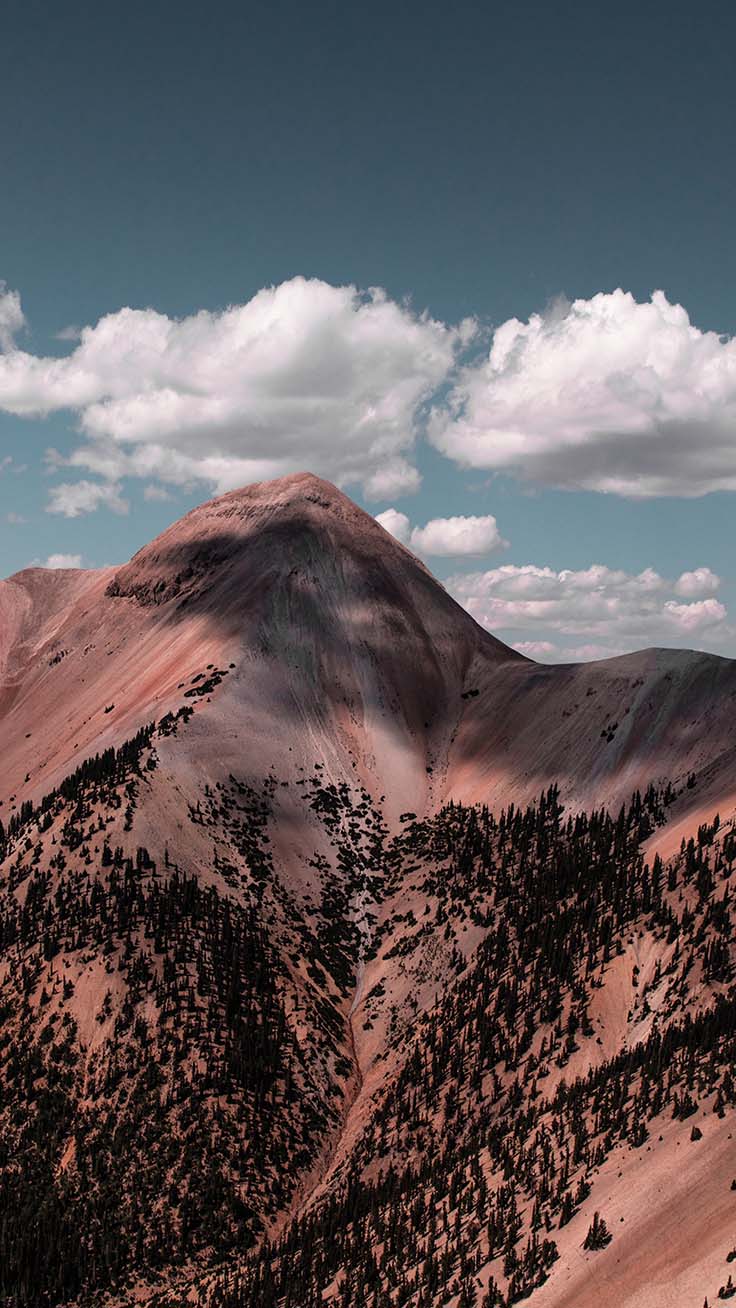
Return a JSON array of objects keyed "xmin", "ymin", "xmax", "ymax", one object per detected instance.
[{"xmin": 1, "ymin": 472, "xmax": 735, "ymax": 1308}]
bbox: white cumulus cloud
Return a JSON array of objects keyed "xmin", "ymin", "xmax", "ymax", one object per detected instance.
[
  {"xmin": 376, "ymin": 508, "xmax": 507, "ymax": 556},
  {"xmin": 375, "ymin": 508, "xmax": 411, "ymax": 544},
  {"xmin": 45, "ymin": 553, "xmax": 83, "ymax": 569},
  {"xmin": 674, "ymin": 566, "xmax": 720, "ymax": 597},
  {"xmin": 430, "ymin": 289, "xmax": 736, "ymax": 497},
  {"xmin": 0, "ymin": 278, "xmax": 469, "ymax": 510},
  {"xmin": 409, "ymin": 513, "xmax": 507, "ymax": 556},
  {"xmin": 447, "ymin": 562, "xmax": 729, "ymax": 659}
]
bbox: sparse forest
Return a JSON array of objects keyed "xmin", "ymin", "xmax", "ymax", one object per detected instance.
[{"xmin": 0, "ymin": 695, "xmax": 734, "ymax": 1308}]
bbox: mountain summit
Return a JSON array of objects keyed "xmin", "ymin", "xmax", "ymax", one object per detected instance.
[
  {"xmin": 2, "ymin": 473, "xmax": 734, "ymax": 826},
  {"xmin": 1, "ymin": 475, "xmax": 735, "ymax": 1308}
]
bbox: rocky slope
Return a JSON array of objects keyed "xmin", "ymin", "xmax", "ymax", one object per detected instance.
[{"xmin": 0, "ymin": 472, "xmax": 734, "ymax": 1308}]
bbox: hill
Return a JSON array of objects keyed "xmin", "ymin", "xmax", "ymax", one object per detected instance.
[{"xmin": 0, "ymin": 473, "xmax": 734, "ymax": 1308}]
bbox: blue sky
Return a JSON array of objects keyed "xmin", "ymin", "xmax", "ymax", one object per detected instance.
[{"xmin": 1, "ymin": 0, "xmax": 734, "ymax": 660}]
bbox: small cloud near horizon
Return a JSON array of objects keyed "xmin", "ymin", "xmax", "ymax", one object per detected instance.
[
  {"xmin": 44, "ymin": 552, "xmax": 83, "ymax": 569},
  {"xmin": 447, "ymin": 563, "xmax": 730, "ymax": 662}
]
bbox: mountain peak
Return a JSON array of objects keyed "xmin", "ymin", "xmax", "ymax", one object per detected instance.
[
  {"xmin": 104, "ymin": 471, "xmax": 442, "ymax": 615},
  {"xmin": 3, "ymin": 472, "xmax": 736, "ymax": 1308},
  {"xmin": 161, "ymin": 471, "xmax": 370, "ymax": 536}
]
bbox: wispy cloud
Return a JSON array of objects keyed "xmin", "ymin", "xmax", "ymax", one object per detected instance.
[
  {"xmin": 0, "ymin": 283, "xmax": 25, "ymax": 351},
  {"xmin": 47, "ymin": 480, "xmax": 129, "ymax": 518}
]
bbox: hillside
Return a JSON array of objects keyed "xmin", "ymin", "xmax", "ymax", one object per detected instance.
[{"xmin": 0, "ymin": 472, "xmax": 734, "ymax": 1308}]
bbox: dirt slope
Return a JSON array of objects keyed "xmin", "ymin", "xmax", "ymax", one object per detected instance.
[
  {"xmin": 1, "ymin": 472, "xmax": 735, "ymax": 1308},
  {"xmin": 2, "ymin": 472, "xmax": 734, "ymax": 833}
]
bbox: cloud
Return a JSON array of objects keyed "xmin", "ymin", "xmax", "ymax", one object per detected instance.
[
  {"xmin": 409, "ymin": 513, "xmax": 507, "ymax": 556},
  {"xmin": 662, "ymin": 597, "xmax": 726, "ymax": 632},
  {"xmin": 6, "ymin": 511, "xmax": 27, "ymax": 524},
  {"xmin": 376, "ymin": 507, "xmax": 507, "ymax": 556},
  {"xmin": 45, "ymin": 553, "xmax": 82, "ymax": 569},
  {"xmin": 514, "ymin": 635, "xmax": 650, "ymax": 662},
  {"xmin": 47, "ymin": 480, "xmax": 129, "ymax": 518},
  {"xmin": 0, "ymin": 283, "xmax": 25, "ymax": 352},
  {"xmin": 513, "ymin": 640, "xmax": 557, "ymax": 658},
  {"xmin": 430, "ymin": 289, "xmax": 736, "ymax": 498},
  {"xmin": 564, "ymin": 642, "xmax": 630, "ymax": 661},
  {"xmin": 142, "ymin": 482, "xmax": 173, "ymax": 502},
  {"xmin": 0, "ymin": 278, "xmax": 469, "ymax": 506},
  {"xmin": 375, "ymin": 508, "xmax": 411, "ymax": 544},
  {"xmin": 674, "ymin": 566, "xmax": 720, "ymax": 597},
  {"xmin": 447, "ymin": 562, "xmax": 729, "ymax": 659},
  {"xmin": 7, "ymin": 278, "xmax": 736, "ymax": 510}
]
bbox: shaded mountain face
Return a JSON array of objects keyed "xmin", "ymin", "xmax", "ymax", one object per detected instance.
[{"xmin": 0, "ymin": 472, "xmax": 735, "ymax": 1308}]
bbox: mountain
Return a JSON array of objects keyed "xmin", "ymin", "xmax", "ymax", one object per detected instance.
[{"xmin": 1, "ymin": 472, "xmax": 735, "ymax": 1308}]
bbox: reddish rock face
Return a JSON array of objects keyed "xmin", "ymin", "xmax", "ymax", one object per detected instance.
[{"xmin": 0, "ymin": 472, "xmax": 734, "ymax": 1307}]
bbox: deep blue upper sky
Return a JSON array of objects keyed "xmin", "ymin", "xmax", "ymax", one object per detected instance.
[
  {"xmin": 5, "ymin": 0, "xmax": 735, "ymax": 330},
  {"xmin": 1, "ymin": 0, "xmax": 734, "ymax": 659}
]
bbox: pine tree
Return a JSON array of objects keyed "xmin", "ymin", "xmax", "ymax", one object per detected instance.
[{"xmin": 583, "ymin": 1212, "xmax": 612, "ymax": 1251}]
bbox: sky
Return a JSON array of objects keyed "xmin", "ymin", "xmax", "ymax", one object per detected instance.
[{"xmin": 1, "ymin": 0, "xmax": 734, "ymax": 662}]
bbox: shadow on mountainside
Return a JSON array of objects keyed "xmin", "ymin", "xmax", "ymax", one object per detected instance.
[{"xmin": 99, "ymin": 526, "xmax": 736, "ymax": 816}]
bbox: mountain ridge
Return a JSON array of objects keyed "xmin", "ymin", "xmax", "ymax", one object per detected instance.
[
  {"xmin": 1, "ymin": 473, "xmax": 735, "ymax": 1308},
  {"xmin": 1, "ymin": 472, "xmax": 733, "ymax": 826}
]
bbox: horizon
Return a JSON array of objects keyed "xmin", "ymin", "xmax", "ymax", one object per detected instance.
[{"xmin": 2, "ymin": 466, "xmax": 733, "ymax": 667}]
